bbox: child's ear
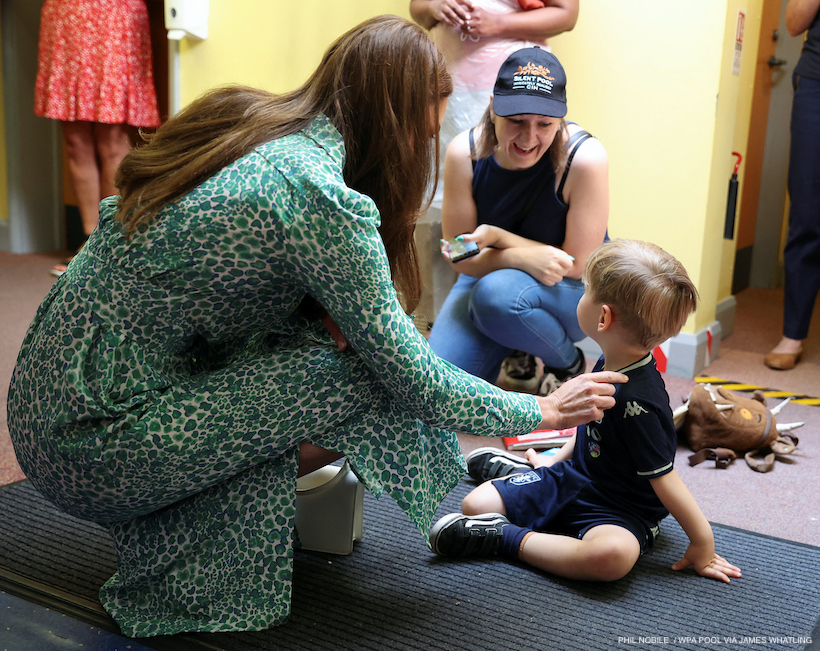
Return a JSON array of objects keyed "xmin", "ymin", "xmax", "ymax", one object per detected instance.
[{"xmin": 598, "ymin": 304, "xmax": 614, "ymax": 332}]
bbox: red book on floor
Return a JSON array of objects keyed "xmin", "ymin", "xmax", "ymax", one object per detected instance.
[{"xmin": 502, "ymin": 427, "xmax": 576, "ymax": 450}]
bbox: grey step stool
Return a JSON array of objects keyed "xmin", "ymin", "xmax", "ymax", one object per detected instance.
[{"xmin": 295, "ymin": 460, "xmax": 364, "ymax": 555}]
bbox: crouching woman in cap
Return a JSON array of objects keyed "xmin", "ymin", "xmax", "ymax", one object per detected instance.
[{"xmin": 429, "ymin": 47, "xmax": 609, "ymax": 396}]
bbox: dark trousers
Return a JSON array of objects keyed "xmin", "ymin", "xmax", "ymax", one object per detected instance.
[{"xmin": 784, "ymin": 73, "xmax": 820, "ymax": 340}]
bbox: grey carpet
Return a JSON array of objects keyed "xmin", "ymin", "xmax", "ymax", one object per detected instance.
[{"xmin": 0, "ymin": 480, "xmax": 818, "ymax": 651}]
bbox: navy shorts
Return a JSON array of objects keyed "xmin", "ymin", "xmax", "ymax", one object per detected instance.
[{"xmin": 493, "ymin": 466, "xmax": 661, "ymax": 554}]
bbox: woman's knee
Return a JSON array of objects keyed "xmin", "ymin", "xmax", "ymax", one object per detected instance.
[
  {"xmin": 62, "ymin": 121, "xmax": 96, "ymax": 160},
  {"xmin": 469, "ymin": 271, "xmax": 527, "ymax": 322},
  {"xmin": 94, "ymin": 123, "xmax": 132, "ymax": 163}
]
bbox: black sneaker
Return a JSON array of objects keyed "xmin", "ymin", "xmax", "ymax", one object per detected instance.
[
  {"xmin": 499, "ymin": 351, "xmax": 540, "ymax": 391},
  {"xmin": 428, "ymin": 512, "xmax": 510, "ymax": 557},
  {"xmin": 465, "ymin": 447, "xmax": 532, "ymax": 483}
]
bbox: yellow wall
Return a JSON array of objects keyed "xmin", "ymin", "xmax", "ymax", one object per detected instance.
[
  {"xmin": 721, "ymin": 0, "xmax": 764, "ymax": 301},
  {"xmin": 550, "ymin": 0, "xmax": 754, "ymax": 333},
  {"xmin": 178, "ymin": 1, "xmax": 412, "ymax": 102},
  {"xmin": 176, "ymin": 0, "xmax": 760, "ymax": 336}
]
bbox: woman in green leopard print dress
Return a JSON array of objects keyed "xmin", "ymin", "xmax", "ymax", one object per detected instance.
[{"xmin": 7, "ymin": 15, "xmax": 624, "ymax": 637}]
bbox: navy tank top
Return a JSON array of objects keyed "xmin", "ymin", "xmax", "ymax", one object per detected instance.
[{"xmin": 472, "ymin": 150, "xmax": 567, "ymax": 246}]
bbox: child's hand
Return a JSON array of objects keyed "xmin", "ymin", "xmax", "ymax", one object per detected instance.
[
  {"xmin": 525, "ymin": 447, "xmax": 553, "ymax": 469},
  {"xmin": 671, "ymin": 544, "xmax": 742, "ymax": 583}
]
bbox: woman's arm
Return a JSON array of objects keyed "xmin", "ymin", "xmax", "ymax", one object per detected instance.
[
  {"xmin": 650, "ymin": 470, "xmax": 741, "ymax": 583},
  {"xmin": 452, "ymin": 224, "xmax": 574, "ymax": 284},
  {"xmin": 558, "ymin": 128, "xmax": 609, "ymax": 279},
  {"xmin": 440, "ymin": 129, "xmax": 481, "ymax": 242},
  {"xmin": 409, "ymin": 0, "xmax": 474, "ymax": 30},
  {"xmin": 786, "ymin": 0, "xmax": 820, "ymax": 37},
  {"xmin": 465, "ymin": 0, "xmax": 578, "ymax": 42}
]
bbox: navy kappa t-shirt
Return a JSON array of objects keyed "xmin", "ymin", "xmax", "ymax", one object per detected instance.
[{"xmin": 571, "ymin": 354, "xmax": 677, "ymax": 523}]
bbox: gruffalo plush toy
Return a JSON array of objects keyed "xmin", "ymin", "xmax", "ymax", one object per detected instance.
[{"xmin": 676, "ymin": 384, "xmax": 802, "ymax": 472}]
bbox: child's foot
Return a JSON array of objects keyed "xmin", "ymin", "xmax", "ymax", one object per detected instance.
[
  {"xmin": 465, "ymin": 447, "xmax": 532, "ymax": 483},
  {"xmin": 428, "ymin": 512, "xmax": 510, "ymax": 557}
]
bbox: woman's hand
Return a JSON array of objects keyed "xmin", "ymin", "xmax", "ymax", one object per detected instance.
[
  {"xmin": 440, "ymin": 224, "xmax": 499, "ymax": 263},
  {"xmin": 513, "ymin": 245, "xmax": 574, "ymax": 286},
  {"xmin": 452, "ymin": 223, "xmax": 503, "ymax": 249},
  {"xmin": 444, "ymin": 223, "xmax": 542, "ymax": 253},
  {"xmin": 535, "ymin": 371, "xmax": 627, "ymax": 430},
  {"xmin": 458, "ymin": 6, "xmax": 502, "ymax": 38},
  {"xmin": 411, "ymin": 0, "xmax": 474, "ymax": 30}
]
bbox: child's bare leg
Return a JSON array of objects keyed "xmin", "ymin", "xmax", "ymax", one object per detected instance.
[
  {"xmin": 462, "ymin": 479, "xmax": 508, "ymax": 516},
  {"xmin": 460, "ymin": 482, "xmax": 641, "ymax": 582},
  {"xmin": 519, "ymin": 524, "xmax": 640, "ymax": 582}
]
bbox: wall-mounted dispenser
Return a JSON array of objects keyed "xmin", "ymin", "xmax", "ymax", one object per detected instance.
[
  {"xmin": 165, "ymin": 0, "xmax": 209, "ymax": 41},
  {"xmin": 165, "ymin": 0, "xmax": 209, "ymax": 116}
]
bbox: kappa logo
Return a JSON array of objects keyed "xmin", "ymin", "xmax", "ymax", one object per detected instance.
[
  {"xmin": 623, "ymin": 401, "xmax": 649, "ymax": 417},
  {"xmin": 509, "ymin": 471, "xmax": 541, "ymax": 486}
]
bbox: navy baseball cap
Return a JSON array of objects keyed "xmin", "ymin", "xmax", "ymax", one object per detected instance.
[{"xmin": 492, "ymin": 46, "xmax": 567, "ymax": 118}]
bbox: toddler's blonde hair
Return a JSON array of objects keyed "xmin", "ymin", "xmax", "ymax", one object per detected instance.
[{"xmin": 583, "ymin": 239, "xmax": 699, "ymax": 350}]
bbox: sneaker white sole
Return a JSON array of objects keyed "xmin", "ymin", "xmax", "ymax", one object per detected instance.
[{"xmin": 428, "ymin": 512, "xmax": 508, "ymax": 556}]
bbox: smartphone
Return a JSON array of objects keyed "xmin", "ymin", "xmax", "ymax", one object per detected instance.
[{"xmin": 448, "ymin": 238, "xmax": 480, "ymax": 263}]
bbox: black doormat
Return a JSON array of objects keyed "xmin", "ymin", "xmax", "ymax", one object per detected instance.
[{"xmin": 1, "ymin": 479, "xmax": 818, "ymax": 651}]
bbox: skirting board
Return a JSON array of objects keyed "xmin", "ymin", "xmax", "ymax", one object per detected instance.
[{"xmin": 715, "ymin": 294, "xmax": 737, "ymax": 340}]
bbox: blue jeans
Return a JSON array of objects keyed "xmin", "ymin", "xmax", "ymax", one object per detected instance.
[
  {"xmin": 784, "ymin": 73, "xmax": 820, "ymax": 340},
  {"xmin": 428, "ymin": 270, "xmax": 586, "ymax": 382}
]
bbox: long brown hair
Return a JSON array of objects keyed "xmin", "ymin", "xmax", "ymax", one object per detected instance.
[{"xmin": 115, "ymin": 15, "xmax": 452, "ymax": 312}]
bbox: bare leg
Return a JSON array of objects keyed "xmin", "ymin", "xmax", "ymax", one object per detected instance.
[
  {"xmin": 61, "ymin": 121, "xmax": 101, "ymax": 236},
  {"xmin": 462, "ymin": 478, "xmax": 509, "ymax": 515},
  {"xmin": 94, "ymin": 122, "xmax": 132, "ymax": 199},
  {"xmin": 518, "ymin": 524, "xmax": 641, "ymax": 581},
  {"xmin": 769, "ymin": 336, "xmax": 804, "ymax": 356}
]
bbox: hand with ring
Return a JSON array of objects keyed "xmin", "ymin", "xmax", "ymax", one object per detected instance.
[{"xmin": 425, "ymin": 0, "xmax": 473, "ymax": 30}]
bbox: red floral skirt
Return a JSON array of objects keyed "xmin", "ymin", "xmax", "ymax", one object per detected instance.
[{"xmin": 35, "ymin": 0, "xmax": 161, "ymax": 127}]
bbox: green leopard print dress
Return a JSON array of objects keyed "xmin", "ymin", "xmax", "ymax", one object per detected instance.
[{"xmin": 7, "ymin": 114, "xmax": 541, "ymax": 637}]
